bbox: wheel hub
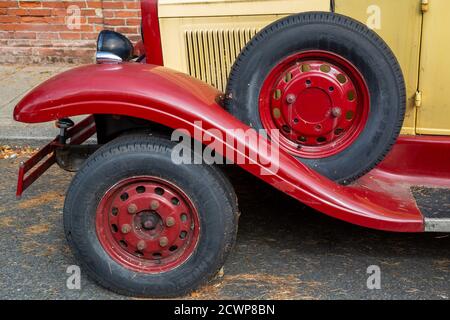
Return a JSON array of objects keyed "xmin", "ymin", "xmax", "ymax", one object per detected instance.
[
  {"xmin": 259, "ymin": 51, "xmax": 370, "ymax": 159},
  {"xmin": 139, "ymin": 211, "xmax": 161, "ymax": 231},
  {"xmin": 96, "ymin": 177, "xmax": 200, "ymax": 273}
]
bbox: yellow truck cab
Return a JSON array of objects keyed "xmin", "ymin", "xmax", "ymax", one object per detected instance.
[{"xmin": 158, "ymin": 0, "xmax": 449, "ymax": 136}]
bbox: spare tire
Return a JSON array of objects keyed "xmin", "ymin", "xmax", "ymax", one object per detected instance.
[{"xmin": 225, "ymin": 12, "xmax": 405, "ymax": 184}]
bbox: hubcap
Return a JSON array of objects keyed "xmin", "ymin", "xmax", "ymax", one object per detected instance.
[
  {"xmin": 96, "ymin": 177, "xmax": 200, "ymax": 273},
  {"xmin": 259, "ymin": 51, "xmax": 370, "ymax": 159}
]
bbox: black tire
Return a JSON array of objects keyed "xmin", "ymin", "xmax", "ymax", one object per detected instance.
[
  {"xmin": 63, "ymin": 134, "xmax": 239, "ymax": 297},
  {"xmin": 225, "ymin": 12, "xmax": 406, "ymax": 184}
]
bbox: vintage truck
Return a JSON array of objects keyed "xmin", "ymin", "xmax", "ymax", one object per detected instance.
[{"xmin": 12, "ymin": 0, "xmax": 449, "ymax": 297}]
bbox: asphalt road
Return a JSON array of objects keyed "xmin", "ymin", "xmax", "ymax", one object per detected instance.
[{"xmin": 0, "ymin": 148, "xmax": 449, "ymax": 300}]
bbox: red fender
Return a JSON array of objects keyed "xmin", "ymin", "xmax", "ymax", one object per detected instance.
[{"xmin": 14, "ymin": 63, "xmax": 424, "ymax": 232}]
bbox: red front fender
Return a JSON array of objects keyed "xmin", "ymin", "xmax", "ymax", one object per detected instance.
[{"xmin": 14, "ymin": 63, "xmax": 424, "ymax": 232}]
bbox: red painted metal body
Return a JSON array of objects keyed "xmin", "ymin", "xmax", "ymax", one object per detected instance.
[
  {"xmin": 140, "ymin": 0, "xmax": 163, "ymax": 65},
  {"xmin": 14, "ymin": 63, "xmax": 450, "ymax": 233}
]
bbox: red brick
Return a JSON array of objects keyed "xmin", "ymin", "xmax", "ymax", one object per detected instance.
[
  {"xmin": 126, "ymin": 18, "xmax": 141, "ymax": 26},
  {"xmin": 102, "ymin": 10, "xmax": 115, "ymax": 18},
  {"xmin": 60, "ymin": 32, "xmax": 81, "ymax": 40},
  {"xmin": 81, "ymin": 9, "xmax": 98, "ymax": 17},
  {"xmin": 19, "ymin": 1, "xmax": 41, "ymax": 8},
  {"xmin": 0, "ymin": 1, "xmax": 18, "ymax": 8},
  {"xmin": 7, "ymin": 8, "xmax": 28, "ymax": 15},
  {"xmin": 81, "ymin": 32, "xmax": 98, "ymax": 40},
  {"xmin": 7, "ymin": 38, "xmax": 33, "ymax": 47},
  {"xmin": 0, "ymin": 15, "xmax": 19, "ymax": 23},
  {"xmin": 125, "ymin": 2, "xmax": 141, "ymax": 10},
  {"xmin": 14, "ymin": 31, "xmax": 37, "ymax": 39},
  {"xmin": 36, "ymin": 32, "xmax": 59, "ymax": 40},
  {"xmin": 86, "ymin": 1, "xmax": 102, "ymax": 9},
  {"xmin": 87, "ymin": 17, "xmax": 103, "ymax": 24},
  {"xmin": 51, "ymin": 8, "xmax": 67, "ymax": 16},
  {"xmin": 102, "ymin": 2, "xmax": 125, "ymax": 9},
  {"xmin": 114, "ymin": 10, "xmax": 139, "ymax": 18},
  {"xmin": 19, "ymin": 16, "xmax": 46, "ymax": 23},
  {"xmin": 104, "ymin": 18, "xmax": 124, "ymax": 26},
  {"xmin": 26, "ymin": 8, "xmax": 52, "ymax": 16},
  {"xmin": 114, "ymin": 26, "xmax": 139, "ymax": 34}
]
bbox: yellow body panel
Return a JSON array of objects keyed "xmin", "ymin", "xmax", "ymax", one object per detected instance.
[
  {"xmin": 159, "ymin": 0, "xmax": 329, "ymax": 17},
  {"xmin": 158, "ymin": 0, "xmax": 450, "ymax": 136},
  {"xmin": 159, "ymin": 0, "xmax": 330, "ymax": 92},
  {"xmin": 416, "ymin": 0, "xmax": 450, "ymax": 135}
]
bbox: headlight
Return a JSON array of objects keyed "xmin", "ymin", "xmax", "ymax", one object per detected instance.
[{"xmin": 96, "ymin": 30, "xmax": 134, "ymax": 63}]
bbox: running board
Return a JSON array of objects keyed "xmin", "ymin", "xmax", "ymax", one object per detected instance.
[
  {"xmin": 412, "ymin": 187, "xmax": 450, "ymax": 232},
  {"xmin": 425, "ymin": 219, "xmax": 450, "ymax": 232}
]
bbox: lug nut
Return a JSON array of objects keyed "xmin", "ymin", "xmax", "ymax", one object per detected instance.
[
  {"xmin": 166, "ymin": 217, "xmax": 176, "ymax": 227},
  {"xmin": 137, "ymin": 240, "xmax": 146, "ymax": 251},
  {"xmin": 127, "ymin": 203, "xmax": 138, "ymax": 214},
  {"xmin": 150, "ymin": 200, "xmax": 160, "ymax": 210},
  {"xmin": 331, "ymin": 107, "xmax": 342, "ymax": 118},
  {"xmin": 159, "ymin": 236, "xmax": 169, "ymax": 247},
  {"xmin": 121, "ymin": 224, "xmax": 132, "ymax": 234},
  {"xmin": 286, "ymin": 94, "xmax": 296, "ymax": 104}
]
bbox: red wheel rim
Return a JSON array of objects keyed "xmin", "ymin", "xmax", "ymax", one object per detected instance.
[
  {"xmin": 259, "ymin": 51, "xmax": 370, "ymax": 159},
  {"xmin": 96, "ymin": 177, "xmax": 200, "ymax": 273}
]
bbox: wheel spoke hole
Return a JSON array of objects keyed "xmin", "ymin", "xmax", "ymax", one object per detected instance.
[
  {"xmin": 136, "ymin": 186, "xmax": 146, "ymax": 194},
  {"xmin": 346, "ymin": 111, "xmax": 355, "ymax": 121},
  {"xmin": 282, "ymin": 125, "xmax": 291, "ymax": 133},
  {"xmin": 180, "ymin": 231, "xmax": 188, "ymax": 239},
  {"xmin": 120, "ymin": 193, "xmax": 129, "ymax": 201},
  {"xmin": 317, "ymin": 137, "xmax": 327, "ymax": 143},
  {"xmin": 300, "ymin": 64, "xmax": 311, "ymax": 72},
  {"xmin": 111, "ymin": 207, "xmax": 118, "ymax": 216},
  {"xmin": 119, "ymin": 240, "xmax": 128, "ymax": 248},
  {"xmin": 111, "ymin": 224, "xmax": 118, "ymax": 233},
  {"xmin": 305, "ymin": 79, "xmax": 312, "ymax": 86},
  {"xmin": 293, "ymin": 118, "xmax": 299, "ymax": 124},
  {"xmin": 320, "ymin": 64, "xmax": 331, "ymax": 73},
  {"xmin": 273, "ymin": 89, "xmax": 282, "ymax": 100},
  {"xmin": 329, "ymin": 86, "xmax": 335, "ymax": 92},
  {"xmin": 348, "ymin": 90, "xmax": 356, "ymax": 101},
  {"xmin": 180, "ymin": 214, "xmax": 188, "ymax": 223},
  {"xmin": 155, "ymin": 187, "xmax": 164, "ymax": 196},
  {"xmin": 337, "ymin": 74, "xmax": 347, "ymax": 84},
  {"xmin": 171, "ymin": 197, "xmax": 180, "ymax": 206},
  {"xmin": 135, "ymin": 250, "xmax": 144, "ymax": 257},
  {"xmin": 284, "ymin": 72, "xmax": 292, "ymax": 83},
  {"xmin": 169, "ymin": 245, "xmax": 178, "ymax": 252},
  {"xmin": 298, "ymin": 136, "xmax": 307, "ymax": 143},
  {"xmin": 273, "ymin": 108, "xmax": 281, "ymax": 119},
  {"xmin": 153, "ymin": 252, "xmax": 162, "ymax": 258},
  {"xmin": 335, "ymin": 128, "xmax": 345, "ymax": 136}
]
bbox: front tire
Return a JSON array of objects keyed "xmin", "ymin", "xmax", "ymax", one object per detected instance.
[
  {"xmin": 63, "ymin": 134, "xmax": 239, "ymax": 297},
  {"xmin": 225, "ymin": 12, "xmax": 406, "ymax": 184}
]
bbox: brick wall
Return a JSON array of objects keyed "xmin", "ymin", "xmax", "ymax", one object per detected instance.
[{"xmin": 0, "ymin": 0, "xmax": 141, "ymax": 64}]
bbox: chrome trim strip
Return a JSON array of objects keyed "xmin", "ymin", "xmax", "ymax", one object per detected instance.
[
  {"xmin": 96, "ymin": 52, "xmax": 123, "ymax": 64},
  {"xmin": 425, "ymin": 218, "xmax": 450, "ymax": 233}
]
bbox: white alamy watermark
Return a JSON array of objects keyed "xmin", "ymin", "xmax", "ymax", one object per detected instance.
[
  {"xmin": 66, "ymin": 5, "xmax": 82, "ymax": 30},
  {"xmin": 66, "ymin": 265, "xmax": 81, "ymax": 290},
  {"xmin": 367, "ymin": 265, "xmax": 381, "ymax": 290},
  {"xmin": 171, "ymin": 121, "xmax": 280, "ymax": 175}
]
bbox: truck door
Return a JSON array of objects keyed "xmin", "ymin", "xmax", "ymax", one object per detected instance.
[
  {"xmin": 416, "ymin": 0, "xmax": 450, "ymax": 135},
  {"xmin": 335, "ymin": 0, "xmax": 423, "ymax": 135}
]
